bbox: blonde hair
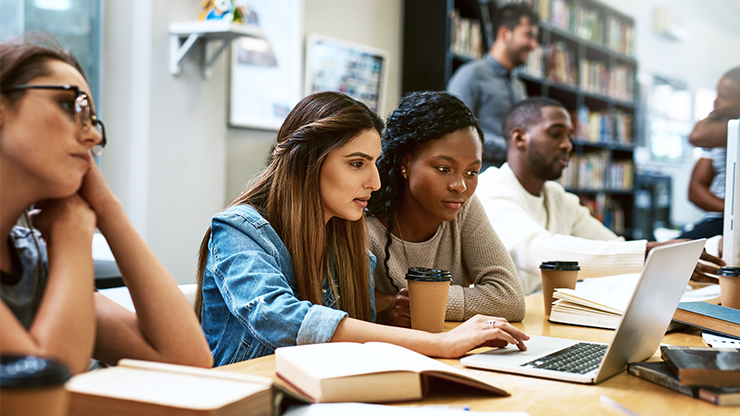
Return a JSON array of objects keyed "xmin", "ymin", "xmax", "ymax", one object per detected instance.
[{"xmin": 195, "ymin": 92, "xmax": 384, "ymax": 321}]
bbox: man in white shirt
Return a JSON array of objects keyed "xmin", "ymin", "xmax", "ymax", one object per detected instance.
[{"xmin": 477, "ymin": 97, "xmax": 723, "ymax": 294}]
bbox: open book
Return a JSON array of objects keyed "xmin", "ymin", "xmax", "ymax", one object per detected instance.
[
  {"xmin": 549, "ymin": 273, "xmax": 721, "ymax": 330},
  {"xmin": 66, "ymin": 359, "xmax": 273, "ymax": 416},
  {"xmin": 275, "ymin": 342, "xmax": 508, "ymax": 403}
]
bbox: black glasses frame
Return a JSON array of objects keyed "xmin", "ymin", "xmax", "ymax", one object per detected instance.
[{"xmin": 1, "ymin": 84, "xmax": 107, "ymax": 157}]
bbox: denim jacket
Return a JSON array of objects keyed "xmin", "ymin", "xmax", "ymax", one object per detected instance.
[{"xmin": 200, "ymin": 205, "xmax": 376, "ymax": 366}]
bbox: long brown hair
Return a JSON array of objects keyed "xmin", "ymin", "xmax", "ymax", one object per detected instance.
[{"xmin": 195, "ymin": 91, "xmax": 384, "ymax": 321}]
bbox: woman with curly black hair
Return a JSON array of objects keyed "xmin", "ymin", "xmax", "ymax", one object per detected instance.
[{"xmin": 367, "ymin": 91, "xmax": 525, "ymax": 327}]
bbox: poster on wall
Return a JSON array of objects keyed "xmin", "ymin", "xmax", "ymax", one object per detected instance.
[
  {"xmin": 304, "ymin": 34, "xmax": 389, "ymax": 115},
  {"xmin": 230, "ymin": 0, "xmax": 302, "ymax": 130}
]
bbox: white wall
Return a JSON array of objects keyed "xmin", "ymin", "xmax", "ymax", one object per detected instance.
[
  {"xmin": 103, "ymin": 0, "xmax": 227, "ymax": 284},
  {"xmin": 224, "ymin": 0, "xmax": 404, "ymax": 202},
  {"xmin": 602, "ymin": 0, "xmax": 740, "ymax": 227},
  {"xmin": 102, "ymin": 0, "xmax": 403, "ymax": 284}
]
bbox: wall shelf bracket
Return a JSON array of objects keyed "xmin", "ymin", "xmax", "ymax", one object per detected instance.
[{"xmin": 168, "ymin": 21, "xmax": 264, "ymax": 79}]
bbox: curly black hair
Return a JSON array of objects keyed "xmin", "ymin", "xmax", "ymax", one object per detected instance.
[{"xmin": 366, "ymin": 91, "xmax": 483, "ymax": 288}]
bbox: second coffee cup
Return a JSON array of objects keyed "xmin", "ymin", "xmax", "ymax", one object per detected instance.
[
  {"xmin": 540, "ymin": 261, "xmax": 580, "ymax": 316},
  {"xmin": 406, "ymin": 267, "xmax": 452, "ymax": 333},
  {"xmin": 718, "ymin": 267, "xmax": 740, "ymax": 310}
]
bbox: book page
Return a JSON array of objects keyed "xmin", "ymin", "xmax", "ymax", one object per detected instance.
[
  {"xmin": 276, "ymin": 343, "xmax": 414, "ymax": 380},
  {"xmin": 563, "ymin": 274, "xmax": 721, "ymax": 313},
  {"xmin": 364, "ymin": 343, "xmax": 469, "ymax": 377}
]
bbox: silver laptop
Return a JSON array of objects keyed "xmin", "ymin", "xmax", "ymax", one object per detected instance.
[{"xmin": 461, "ymin": 239, "xmax": 706, "ymax": 384}]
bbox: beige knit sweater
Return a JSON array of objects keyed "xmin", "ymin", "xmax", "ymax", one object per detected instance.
[{"xmin": 367, "ymin": 195, "xmax": 525, "ymax": 322}]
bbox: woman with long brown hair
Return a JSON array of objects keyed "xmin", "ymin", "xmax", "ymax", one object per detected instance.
[
  {"xmin": 0, "ymin": 34, "xmax": 212, "ymax": 373},
  {"xmin": 196, "ymin": 91, "xmax": 529, "ymax": 366}
]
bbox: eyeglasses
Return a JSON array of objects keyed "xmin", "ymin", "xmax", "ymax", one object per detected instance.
[{"xmin": 1, "ymin": 84, "xmax": 107, "ymax": 157}]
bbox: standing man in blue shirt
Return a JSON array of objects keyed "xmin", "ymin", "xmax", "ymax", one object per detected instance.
[{"xmin": 447, "ymin": 4, "xmax": 539, "ymax": 170}]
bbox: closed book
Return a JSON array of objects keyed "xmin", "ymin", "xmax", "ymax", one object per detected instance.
[
  {"xmin": 660, "ymin": 346, "xmax": 740, "ymax": 387},
  {"xmin": 66, "ymin": 359, "xmax": 273, "ymax": 416},
  {"xmin": 673, "ymin": 302, "xmax": 740, "ymax": 338},
  {"xmin": 275, "ymin": 342, "xmax": 508, "ymax": 403},
  {"xmin": 628, "ymin": 361, "xmax": 740, "ymax": 406}
]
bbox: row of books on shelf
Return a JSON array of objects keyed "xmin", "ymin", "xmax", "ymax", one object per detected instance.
[
  {"xmin": 573, "ymin": 106, "xmax": 633, "ymax": 145},
  {"xmin": 523, "ymin": 44, "xmax": 545, "ymax": 78},
  {"xmin": 449, "ymin": 9, "xmax": 484, "ymax": 60},
  {"xmin": 559, "ymin": 153, "xmax": 634, "ymax": 191},
  {"xmin": 548, "ymin": 0, "xmax": 634, "ymax": 56},
  {"xmin": 539, "ymin": 42, "xmax": 635, "ymax": 101},
  {"xmin": 579, "ymin": 60, "xmax": 635, "ymax": 101},
  {"xmin": 606, "ymin": 15, "xmax": 635, "ymax": 57},
  {"xmin": 578, "ymin": 193, "xmax": 625, "ymax": 233}
]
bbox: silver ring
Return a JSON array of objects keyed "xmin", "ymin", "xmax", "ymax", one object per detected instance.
[{"xmin": 487, "ymin": 319, "xmax": 495, "ymax": 330}]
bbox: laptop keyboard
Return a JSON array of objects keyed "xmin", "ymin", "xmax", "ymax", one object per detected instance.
[{"xmin": 521, "ymin": 342, "xmax": 608, "ymax": 374}]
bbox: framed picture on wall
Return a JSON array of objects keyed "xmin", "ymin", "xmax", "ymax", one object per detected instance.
[
  {"xmin": 229, "ymin": 0, "xmax": 303, "ymax": 130},
  {"xmin": 304, "ymin": 34, "xmax": 390, "ymax": 115}
]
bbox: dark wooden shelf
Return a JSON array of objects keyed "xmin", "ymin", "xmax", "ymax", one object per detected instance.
[
  {"xmin": 572, "ymin": 139, "xmax": 635, "ymax": 152},
  {"xmin": 567, "ymin": 188, "xmax": 635, "ymax": 195},
  {"xmin": 403, "ymin": 0, "xmax": 638, "ymax": 234}
]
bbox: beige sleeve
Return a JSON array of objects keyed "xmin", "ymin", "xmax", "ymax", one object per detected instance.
[{"xmin": 445, "ymin": 196, "xmax": 526, "ymax": 322}]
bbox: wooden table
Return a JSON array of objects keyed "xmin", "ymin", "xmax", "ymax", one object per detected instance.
[{"xmin": 215, "ymin": 294, "xmax": 736, "ymax": 415}]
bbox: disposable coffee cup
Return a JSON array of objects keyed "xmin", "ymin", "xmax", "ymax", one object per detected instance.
[
  {"xmin": 718, "ymin": 267, "xmax": 740, "ymax": 310},
  {"xmin": 0, "ymin": 355, "xmax": 71, "ymax": 416},
  {"xmin": 406, "ymin": 267, "xmax": 452, "ymax": 333},
  {"xmin": 540, "ymin": 261, "xmax": 580, "ymax": 316}
]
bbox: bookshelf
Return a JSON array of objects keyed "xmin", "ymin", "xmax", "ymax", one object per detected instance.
[{"xmin": 402, "ymin": 0, "xmax": 638, "ymax": 238}]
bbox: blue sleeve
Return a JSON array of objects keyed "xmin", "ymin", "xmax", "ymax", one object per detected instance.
[{"xmin": 209, "ymin": 214, "xmax": 348, "ymax": 349}]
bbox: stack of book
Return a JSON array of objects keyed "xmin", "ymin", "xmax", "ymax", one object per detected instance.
[
  {"xmin": 673, "ymin": 302, "xmax": 740, "ymax": 339},
  {"xmin": 628, "ymin": 346, "xmax": 740, "ymax": 406}
]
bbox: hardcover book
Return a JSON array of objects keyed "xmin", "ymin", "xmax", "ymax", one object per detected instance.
[
  {"xmin": 672, "ymin": 302, "xmax": 740, "ymax": 338},
  {"xmin": 66, "ymin": 359, "xmax": 273, "ymax": 416},
  {"xmin": 660, "ymin": 346, "xmax": 740, "ymax": 387},
  {"xmin": 627, "ymin": 361, "xmax": 740, "ymax": 406},
  {"xmin": 275, "ymin": 342, "xmax": 508, "ymax": 403}
]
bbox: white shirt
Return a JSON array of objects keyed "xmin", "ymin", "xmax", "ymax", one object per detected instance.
[{"xmin": 477, "ymin": 163, "xmax": 647, "ymax": 294}]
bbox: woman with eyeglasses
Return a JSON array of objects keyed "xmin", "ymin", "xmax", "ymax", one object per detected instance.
[
  {"xmin": 0, "ymin": 34, "xmax": 212, "ymax": 373},
  {"xmin": 195, "ymin": 91, "xmax": 528, "ymax": 366}
]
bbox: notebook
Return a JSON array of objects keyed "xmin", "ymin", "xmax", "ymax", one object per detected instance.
[{"xmin": 461, "ymin": 239, "xmax": 706, "ymax": 384}]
